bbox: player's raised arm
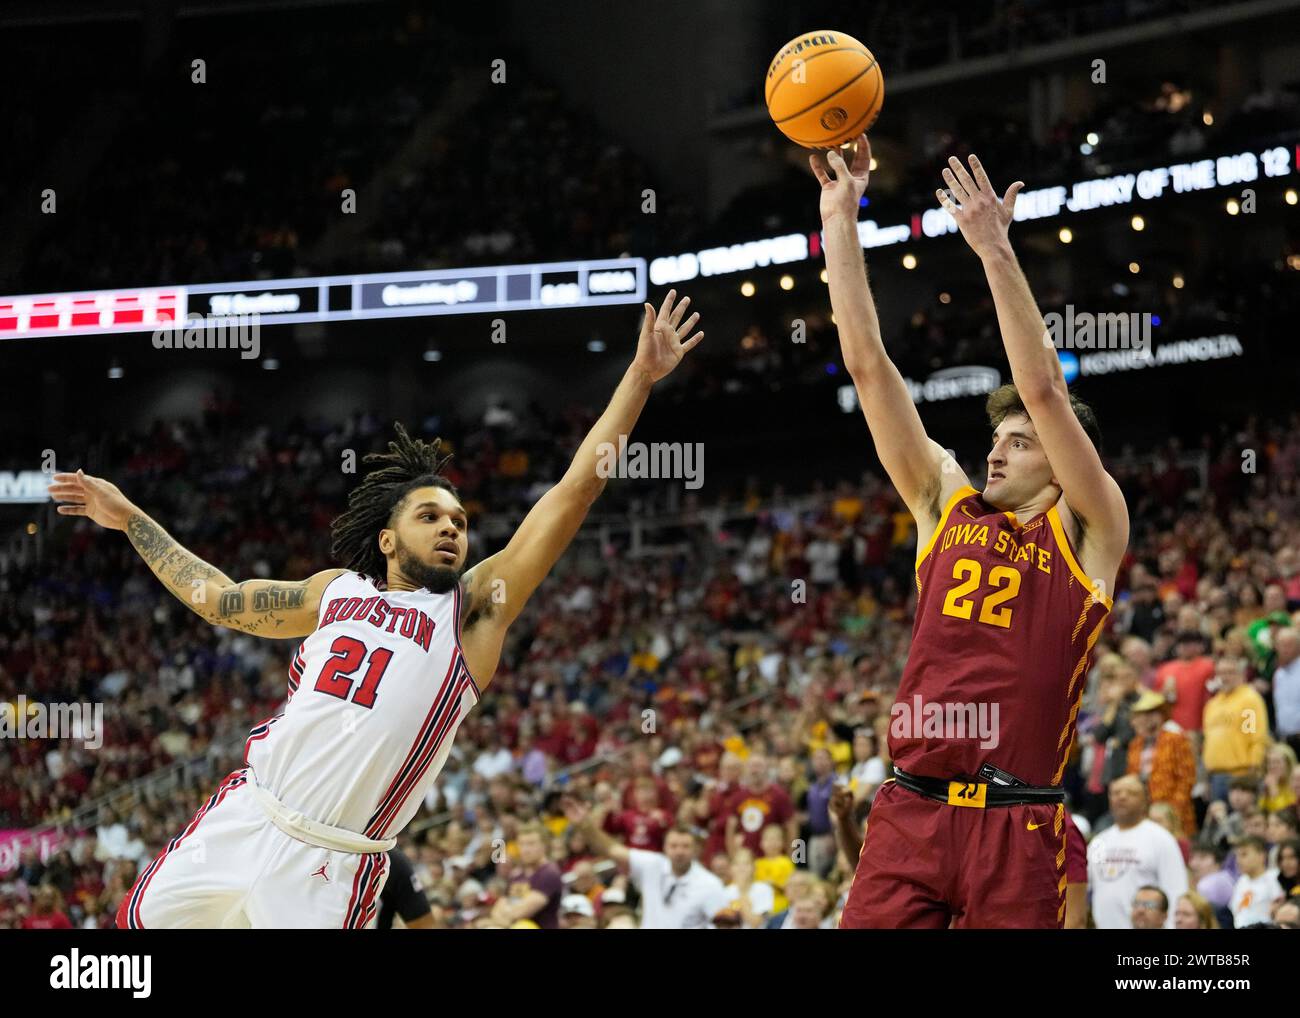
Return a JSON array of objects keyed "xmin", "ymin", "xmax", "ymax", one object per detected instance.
[
  {"xmin": 462, "ymin": 291, "xmax": 703, "ymax": 632},
  {"xmin": 48, "ymin": 470, "xmax": 340, "ymax": 638},
  {"xmin": 937, "ymin": 154, "xmax": 1129, "ymax": 579},
  {"xmin": 813, "ymin": 135, "xmax": 969, "ymax": 530}
]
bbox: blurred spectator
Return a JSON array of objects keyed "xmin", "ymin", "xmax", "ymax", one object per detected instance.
[
  {"xmin": 1188, "ymin": 841, "xmax": 1236, "ymax": 929},
  {"xmin": 1274, "ymin": 628, "xmax": 1300, "ymax": 755},
  {"xmin": 562, "ymin": 798, "xmax": 729, "ymax": 930},
  {"xmin": 1088, "ymin": 776, "xmax": 1188, "ymax": 929},
  {"xmin": 724, "ymin": 754, "xmax": 795, "ymax": 855},
  {"xmin": 1202, "ymin": 657, "xmax": 1270, "ymax": 802},
  {"xmin": 1229, "ymin": 836, "xmax": 1284, "ymax": 927},
  {"xmin": 488, "ymin": 824, "xmax": 562, "ymax": 930},
  {"xmin": 1154, "ymin": 631, "xmax": 1215, "ymax": 734},
  {"xmin": 720, "ymin": 848, "xmax": 776, "ymax": 928},
  {"xmin": 1173, "ymin": 890, "xmax": 1220, "ymax": 930},
  {"xmin": 1125, "ymin": 691, "xmax": 1197, "ymax": 836},
  {"xmin": 1130, "ymin": 885, "xmax": 1169, "ymax": 930}
]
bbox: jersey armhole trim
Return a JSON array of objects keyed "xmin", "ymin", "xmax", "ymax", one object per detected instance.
[
  {"xmin": 1047, "ymin": 506, "xmax": 1114, "ymax": 610},
  {"xmin": 915, "ymin": 484, "xmax": 977, "ymax": 569},
  {"xmin": 452, "ymin": 582, "xmax": 482, "ymax": 700},
  {"xmin": 315, "ymin": 570, "xmax": 350, "ymax": 628}
]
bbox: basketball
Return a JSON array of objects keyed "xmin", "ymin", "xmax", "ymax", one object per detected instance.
[{"xmin": 765, "ymin": 29, "xmax": 884, "ymax": 147}]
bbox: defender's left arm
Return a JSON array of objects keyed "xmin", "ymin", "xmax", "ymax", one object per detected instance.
[
  {"xmin": 457, "ymin": 291, "xmax": 703, "ymax": 682},
  {"xmin": 939, "ymin": 154, "xmax": 1129, "ymax": 585}
]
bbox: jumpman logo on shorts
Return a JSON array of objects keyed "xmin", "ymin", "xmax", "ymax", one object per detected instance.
[{"xmin": 311, "ymin": 863, "xmax": 331, "ymax": 883}]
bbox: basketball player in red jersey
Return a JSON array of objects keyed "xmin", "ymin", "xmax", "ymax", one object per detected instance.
[{"xmin": 812, "ymin": 137, "xmax": 1129, "ymax": 928}]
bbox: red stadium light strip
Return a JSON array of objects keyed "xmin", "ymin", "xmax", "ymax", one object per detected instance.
[{"xmin": 0, "ymin": 289, "xmax": 183, "ymax": 338}]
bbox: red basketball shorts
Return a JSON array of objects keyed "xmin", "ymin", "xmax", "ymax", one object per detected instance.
[{"xmin": 839, "ymin": 779, "xmax": 1067, "ymax": 929}]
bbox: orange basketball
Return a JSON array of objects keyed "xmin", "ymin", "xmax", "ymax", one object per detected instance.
[{"xmin": 765, "ymin": 30, "xmax": 884, "ymax": 148}]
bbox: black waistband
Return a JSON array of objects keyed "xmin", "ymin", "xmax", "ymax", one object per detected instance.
[{"xmin": 892, "ymin": 767, "xmax": 1065, "ymax": 807}]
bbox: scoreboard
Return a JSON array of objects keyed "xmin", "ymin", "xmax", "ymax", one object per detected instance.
[{"xmin": 0, "ymin": 257, "xmax": 646, "ymax": 339}]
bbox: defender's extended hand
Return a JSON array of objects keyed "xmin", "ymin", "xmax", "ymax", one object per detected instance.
[
  {"xmin": 48, "ymin": 470, "xmax": 135, "ymax": 531},
  {"xmin": 811, "ymin": 134, "xmax": 871, "ymax": 224},
  {"xmin": 633, "ymin": 289, "xmax": 703, "ymax": 383},
  {"xmin": 936, "ymin": 153, "xmax": 1024, "ymax": 259}
]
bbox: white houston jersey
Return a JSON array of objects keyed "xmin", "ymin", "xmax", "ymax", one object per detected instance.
[{"xmin": 244, "ymin": 571, "xmax": 480, "ymax": 839}]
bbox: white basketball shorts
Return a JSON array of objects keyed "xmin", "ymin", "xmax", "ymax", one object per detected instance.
[{"xmin": 116, "ymin": 769, "xmax": 391, "ymax": 929}]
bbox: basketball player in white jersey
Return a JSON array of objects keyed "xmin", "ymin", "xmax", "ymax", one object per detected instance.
[{"xmin": 48, "ymin": 290, "xmax": 703, "ymax": 929}]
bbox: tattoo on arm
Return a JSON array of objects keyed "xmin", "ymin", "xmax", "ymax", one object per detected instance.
[
  {"xmin": 218, "ymin": 580, "xmax": 306, "ymax": 625},
  {"xmin": 253, "ymin": 586, "xmax": 306, "ymax": 612},
  {"xmin": 126, "ymin": 514, "xmax": 174, "ymax": 563},
  {"xmin": 218, "ymin": 588, "xmax": 246, "ymax": 616},
  {"xmin": 172, "ymin": 558, "xmax": 220, "ymax": 586},
  {"xmin": 126, "ymin": 512, "xmax": 311, "ymax": 636},
  {"xmin": 127, "ymin": 512, "xmax": 230, "ymax": 612}
]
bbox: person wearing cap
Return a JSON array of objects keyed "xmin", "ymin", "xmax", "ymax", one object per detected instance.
[
  {"xmin": 559, "ymin": 894, "xmax": 598, "ymax": 929},
  {"xmin": 1154, "ymin": 629, "xmax": 1216, "ymax": 735},
  {"xmin": 1125, "ymin": 689, "xmax": 1197, "ymax": 835}
]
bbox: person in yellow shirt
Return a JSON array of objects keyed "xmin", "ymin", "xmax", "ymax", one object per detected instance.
[
  {"xmin": 754, "ymin": 823, "xmax": 795, "ymax": 912},
  {"xmin": 1202, "ymin": 656, "xmax": 1271, "ymax": 803},
  {"xmin": 1261, "ymin": 744, "xmax": 1298, "ymax": 813},
  {"xmin": 831, "ymin": 481, "xmax": 864, "ymax": 524}
]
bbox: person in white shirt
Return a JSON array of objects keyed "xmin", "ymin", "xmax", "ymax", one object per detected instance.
[
  {"xmin": 1087, "ymin": 775, "xmax": 1188, "ymax": 929},
  {"xmin": 1272, "ymin": 628, "xmax": 1300, "ymax": 750},
  {"xmin": 848, "ymin": 727, "xmax": 886, "ymax": 799},
  {"xmin": 562, "ymin": 798, "xmax": 730, "ymax": 929},
  {"xmin": 805, "ymin": 530, "xmax": 840, "ymax": 587},
  {"xmin": 1229, "ymin": 836, "xmax": 1285, "ymax": 927},
  {"xmin": 472, "ymin": 729, "xmax": 515, "ymax": 779},
  {"xmin": 721, "ymin": 848, "xmax": 776, "ymax": 927}
]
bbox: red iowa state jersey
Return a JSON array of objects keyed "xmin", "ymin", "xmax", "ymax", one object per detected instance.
[{"xmin": 892, "ymin": 484, "xmax": 1112, "ymax": 787}]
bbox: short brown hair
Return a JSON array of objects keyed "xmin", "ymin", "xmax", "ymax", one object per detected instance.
[{"xmin": 985, "ymin": 383, "xmax": 1102, "ymax": 454}]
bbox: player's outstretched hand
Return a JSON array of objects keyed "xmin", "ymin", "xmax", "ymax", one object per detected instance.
[
  {"xmin": 935, "ymin": 153, "xmax": 1024, "ymax": 259},
  {"xmin": 811, "ymin": 133, "xmax": 871, "ymax": 224},
  {"xmin": 48, "ymin": 470, "xmax": 136, "ymax": 531},
  {"xmin": 633, "ymin": 289, "xmax": 703, "ymax": 383}
]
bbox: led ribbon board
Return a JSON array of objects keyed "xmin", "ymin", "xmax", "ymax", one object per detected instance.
[{"xmin": 0, "ymin": 257, "xmax": 646, "ymax": 339}]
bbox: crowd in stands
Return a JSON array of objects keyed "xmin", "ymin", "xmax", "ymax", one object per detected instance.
[
  {"xmin": 2, "ymin": 400, "xmax": 1297, "ymax": 929},
  {"xmin": 752, "ymin": 0, "xmax": 1261, "ymax": 89},
  {"xmin": 8, "ymin": 2, "xmax": 695, "ymax": 295},
  {"xmin": 19, "ymin": 6, "xmax": 450, "ymax": 294},
  {"xmin": 11, "ymin": 0, "xmax": 1298, "ymax": 300}
]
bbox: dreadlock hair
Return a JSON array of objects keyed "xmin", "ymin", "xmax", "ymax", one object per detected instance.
[
  {"xmin": 329, "ymin": 422, "xmax": 458, "ymax": 582},
  {"xmin": 985, "ymin": 383, "xmax": 1103, "ymax": 455}
]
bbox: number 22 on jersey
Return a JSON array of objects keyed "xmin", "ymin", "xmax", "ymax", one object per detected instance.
[{"xmin": 940, "ymin": 557, "xmax": 1021, "ymax": 629}]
